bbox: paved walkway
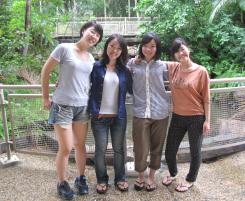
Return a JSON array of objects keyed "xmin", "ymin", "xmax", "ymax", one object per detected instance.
[{"xmin": 0, "ymin": 151, "xmax": 245, "ymax": 201}]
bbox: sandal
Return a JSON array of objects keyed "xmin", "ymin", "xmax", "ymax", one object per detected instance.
[
  {"xmin": 162, "ymin": 175, "xmax": 177, "ymax": 186},
  {"xmin": 96, "ymin": 183, "xmax": 108, "ymax": 194},
  {"xmin": 134, "ymin": 179, "xmax": 145, "ymax": 191},
  {"xmin": 175, "ymin": 182, "xmax": 193, "ymax": 192},
  {"xmin": 145, "ymin": 182, "xmax": 157, "ymax": 192},
  {"xmin": 115, "ymin": 181, "xmax": 128, "ymax": 192}
]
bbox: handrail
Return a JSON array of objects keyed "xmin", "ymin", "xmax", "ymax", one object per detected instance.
[{"xmin": 0, "ymin": 77, "xmax": 244, "ymax": 90}]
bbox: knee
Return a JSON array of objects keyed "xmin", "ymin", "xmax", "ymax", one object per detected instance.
[
  {"xmin": 165, "ymin": 148, "xmax": 174, "ymax": 162},
  {"xmin": 113, "ymin": 143, "xmax": 124, "ymax": 154},
  {"xmin": 190, "ymin": 152, "xmax": 202, "ymax": 162},
  {"xmin": 95, "ymin": 141, "xmax": 107, "ymax": 153},
  {"xmin": 58, "ymin": 145, "xmax": 72, "ymax": 156},
  {"xmin": 73, "ymin": 143, "xmax": 86, "ymax": 153}
]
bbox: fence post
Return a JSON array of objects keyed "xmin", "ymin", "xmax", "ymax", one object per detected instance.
[{"xmin": 0, "ymin": 84, "xmax": 19, "ymax": 167}]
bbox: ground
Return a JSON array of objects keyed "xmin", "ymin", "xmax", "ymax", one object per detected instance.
[{"xmin": 0, "ymin": 151, "xmax": 245, "ymax": 201}]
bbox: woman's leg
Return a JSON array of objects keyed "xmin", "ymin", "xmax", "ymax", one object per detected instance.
[
  {"xmin": 72, "ymin": 121, "xmax": 88, "ymax": 176},
  {"xmin": 54, "ymin": 124, "xmax": 73, "ymax": 182},
  {"xmin": 165, "ymin": 114, "xmax": 187, "ymax": 177},
  {"xmin": 132, "ymin": 117, "xmax": 151, "ymax": 173},
  {"xmin": 110, "ymin": 117, "xmax": 127, "ymax": 184},
  {"xmin": 91, "ymin": 117, "xmax": 110, "ymax": 184},
  {"xmin": 186, "ymin": 115, "xmax": 205, "ymax": 182},
  {"xmin": 148, "ymin": 117, "xmax": 169, "ymax": 184}
]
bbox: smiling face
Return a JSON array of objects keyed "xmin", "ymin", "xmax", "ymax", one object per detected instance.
[
  {"xmin": 174, "ymin": 44, "xmax": 190, "ymax": 62},
  {"xmin": 142, "ymin": 39, "xmax": 157, "ymax": 62},
  {"xmin": 106, "ymin": 39, "xmax": 122, "ymax": 62},
  {"xmin": 82, "ymin": 27, "xmax": 101, "ymax": 47}
]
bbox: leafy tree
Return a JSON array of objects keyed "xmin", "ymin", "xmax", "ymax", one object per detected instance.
[
  {"xmin": 136, "ymin": 0, "xmax": 245, "ymax": 78},
  {"xmin": 209, "ymin": 0, "xmax": 245, "ymax": 23}
]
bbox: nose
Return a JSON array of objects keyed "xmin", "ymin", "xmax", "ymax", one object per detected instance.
[{"xmin": 92, "ymin": 32, "xmax": 99, "ymax": 41}]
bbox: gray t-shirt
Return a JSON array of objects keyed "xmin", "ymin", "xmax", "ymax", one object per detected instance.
[{"xmin": 51, "ymin": 43, "xmax": 94, "ymax": 106}]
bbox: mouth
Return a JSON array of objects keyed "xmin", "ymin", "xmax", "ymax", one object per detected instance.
[{"xmin": 88, "ymin": 37, "xmax": 97, "ymax": 45}]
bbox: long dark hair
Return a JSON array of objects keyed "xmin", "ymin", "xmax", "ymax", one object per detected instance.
[
  {"xmin": 101, "ymin": 34, "xmax": 128, "ymax": 68},
  {"xmin": 79, "ymin": 21, "xmax": 103, "ymax": 45},
  {"xmin": 139, "ymin": 32, "xmax": 162, "ymax": 61}
]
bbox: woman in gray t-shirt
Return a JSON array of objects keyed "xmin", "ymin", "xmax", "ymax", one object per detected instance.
[{"xmin": 41, "ymin": 21, "xmax": 103, "ymax": 200}]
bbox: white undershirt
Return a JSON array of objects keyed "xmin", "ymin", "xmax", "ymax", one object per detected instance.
[
  {"xmin": 145, "ymin": 63, "xmax": 151, "ymax": 118},
  {"xmin": 99, "ymin": 69, "xmax": 119, "ymax": 114}
]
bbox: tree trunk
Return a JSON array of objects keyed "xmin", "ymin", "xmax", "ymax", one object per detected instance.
[
  {"xmin": 104, "ymin": 0, "xmax": 107, "ymax": 17},
  {"xmin": 23, "ymin": 0, "xmax": 31, "ymax": 56},
  {"xmin": 135, "ymin": 0, "xmax": 139, "ymax": 17},
  {"xmin": 241, "ymin": 10, "xmax": 244, "ymax": 24},
  {"xmin": 39, "ymin": 0, "xmax": 42, "ymax": 13},
  {"xmin": 25, "ymin": 0, "xmax": 31, "ymax": 31},
  {"xmin": 128, "ymin": 0, "xmax": 130, "ymax": 17}
]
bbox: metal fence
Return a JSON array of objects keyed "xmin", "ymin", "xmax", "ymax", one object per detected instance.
[
  {"xmin": 55, "ymin": 17, "xmax": 150, "ymax": 37},
  {"xmin": 0, "ymin": 78, "xmax": 245, "ymax": 161}
]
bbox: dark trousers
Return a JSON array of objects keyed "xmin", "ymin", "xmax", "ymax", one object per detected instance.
[{"xmin": 165, "ymin": 113, "xmax": 205, "ymax": 182}]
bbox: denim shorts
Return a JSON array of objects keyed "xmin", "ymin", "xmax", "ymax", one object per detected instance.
[{"xmin": 48, "ymin": 102, "xmax": 90, "ymax": 125}]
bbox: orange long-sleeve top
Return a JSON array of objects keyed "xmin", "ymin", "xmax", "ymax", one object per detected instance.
[{"xmin": 167, "ymin": 62, "xmax": 210, "ymax": 116}]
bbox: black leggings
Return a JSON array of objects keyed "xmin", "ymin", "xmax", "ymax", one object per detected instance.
[{"xmin": 165, "ymin": 113, "xmax": 205, "ymax": 182}]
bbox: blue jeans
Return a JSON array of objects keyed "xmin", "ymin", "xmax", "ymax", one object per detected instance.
[
  {"xmin": 48, "ymin": 102, "xmax": 89, "ymax": 125},
  {"xmin": 91, "ymin": 116, "xmax": 127, "ymax": 184}
]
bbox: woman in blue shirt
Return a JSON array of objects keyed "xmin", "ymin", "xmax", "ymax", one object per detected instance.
[{"xmin": 89, "ymin": 34, "xmax": 132, "ymax": 194}]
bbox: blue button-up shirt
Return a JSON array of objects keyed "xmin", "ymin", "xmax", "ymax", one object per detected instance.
[{"xmin": 89, "ymin": 61, "xmax": 133, "ymax": 119}]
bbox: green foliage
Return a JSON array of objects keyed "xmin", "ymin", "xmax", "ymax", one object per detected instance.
[
  {"xmin": 137, "ymin": 0, "xmax": 245, "ymax": 79},
  {"xmin": 0, "ymin": 0, "xmax": 59, "ymax": 84},
  {"xmin": 209, "ymin": 0, "xmax": 245, "ymax": 22}
]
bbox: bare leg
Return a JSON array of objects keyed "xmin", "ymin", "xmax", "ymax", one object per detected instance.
[
  {"xmin": 55, "ymin": 124, "xmax": 73, "ymax": 182},
  {"xmin": 72, "ymin": 121, "xmax": 88, "ymax": 176},
  {"xmin": 138, "ymin": 171, "xmax": 145, "ymax": 182},
  {"xmin": 147, "ymin": 168, "xmax": 156, "ymax": 184}
]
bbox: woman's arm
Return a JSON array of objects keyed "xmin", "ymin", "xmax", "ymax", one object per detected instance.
[
  {"xmin": 203, "ymin": 102, "xmax": 210, "ymax": 136},
  {"xmin": 126, "ymin": 68, "xmax": 133, "ymax": 94},
  {"xmin": 41, "ymin": 56, "xmax": 59, "ymax": 109},
  {"xmin": 202, "ymin": 70, "xmax": 211, "ymax": 136}
]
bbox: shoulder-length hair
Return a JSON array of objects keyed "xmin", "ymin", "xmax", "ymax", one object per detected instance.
[
  {"xmin": 139, "ymin": 32, "xmax": 162, "ymax": 60},
  {"xmin": 171, "ymin": 37, "xmax": 188, "ymax": 58},
  {"xmin": 101, "ymin": 34, "xmax": 128, "ymax": 69},
  {"xmin": 79, "ymin": 21, "xmax": 103, "ymax": 45}
]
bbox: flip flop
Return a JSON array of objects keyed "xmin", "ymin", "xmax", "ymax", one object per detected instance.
[
  {"xmin": 134, "ymin": 179, "xmax": 145, "ymax": 191},
  {"xmin": 115, "ymin": 181, "xmax": 129, "ymax": 192},
  {"xmin": 145, "ymin": 182, "xmax": 157, "ymax": 192},
  {"xmin": 96, "ymin": 183, "xmax": 108, "ymax": 194},
  {"xmin": 162, "ymin": 175, "xmax": 177, "ymax": 186},
  {"xmin": 175, "ymin": 182, "xmax": 193, "ymax": 192}
]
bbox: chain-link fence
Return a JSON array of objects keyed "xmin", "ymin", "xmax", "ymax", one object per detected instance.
[{"xmin": 1, "ymin": 78, "xmax": 245, "ymax": 161}]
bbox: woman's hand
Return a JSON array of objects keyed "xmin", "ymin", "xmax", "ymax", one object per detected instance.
[
  {"xmin": 203, "ymin": 120, "xmax": 210, "ymax": 136},
  {"xmin": 43, "ymin": 98, "xmax": 51, "ymax": 110},
  {"xmin": 134, "ymin": 55, "xmax": 142, "ymax": 65}
]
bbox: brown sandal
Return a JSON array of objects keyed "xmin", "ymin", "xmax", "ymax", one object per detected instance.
[
  {"xmin": 145, "ymin": 182, "xmax": 157, "ymax": 192},
  {"xmin": 134, "ymin": 179, "xmax": 145, "ymax": 191}
]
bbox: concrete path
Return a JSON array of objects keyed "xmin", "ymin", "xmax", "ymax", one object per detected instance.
[{"xmin": 0, "ymin": 151, "xmax": 245, "ymax": 201}]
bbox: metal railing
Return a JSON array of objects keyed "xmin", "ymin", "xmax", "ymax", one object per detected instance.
[
  {"xmin": 55, "ymin": 17, "xmax": 151, "ymax": 37},
  {"xmin": 0, "ymin": 78, "xmax": 245, "ymax": 163}
]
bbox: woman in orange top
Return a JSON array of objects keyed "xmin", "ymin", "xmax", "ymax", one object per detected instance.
[{"xmin": 162, "ymin": 38, "xmax": 210, "ymax": 192}]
